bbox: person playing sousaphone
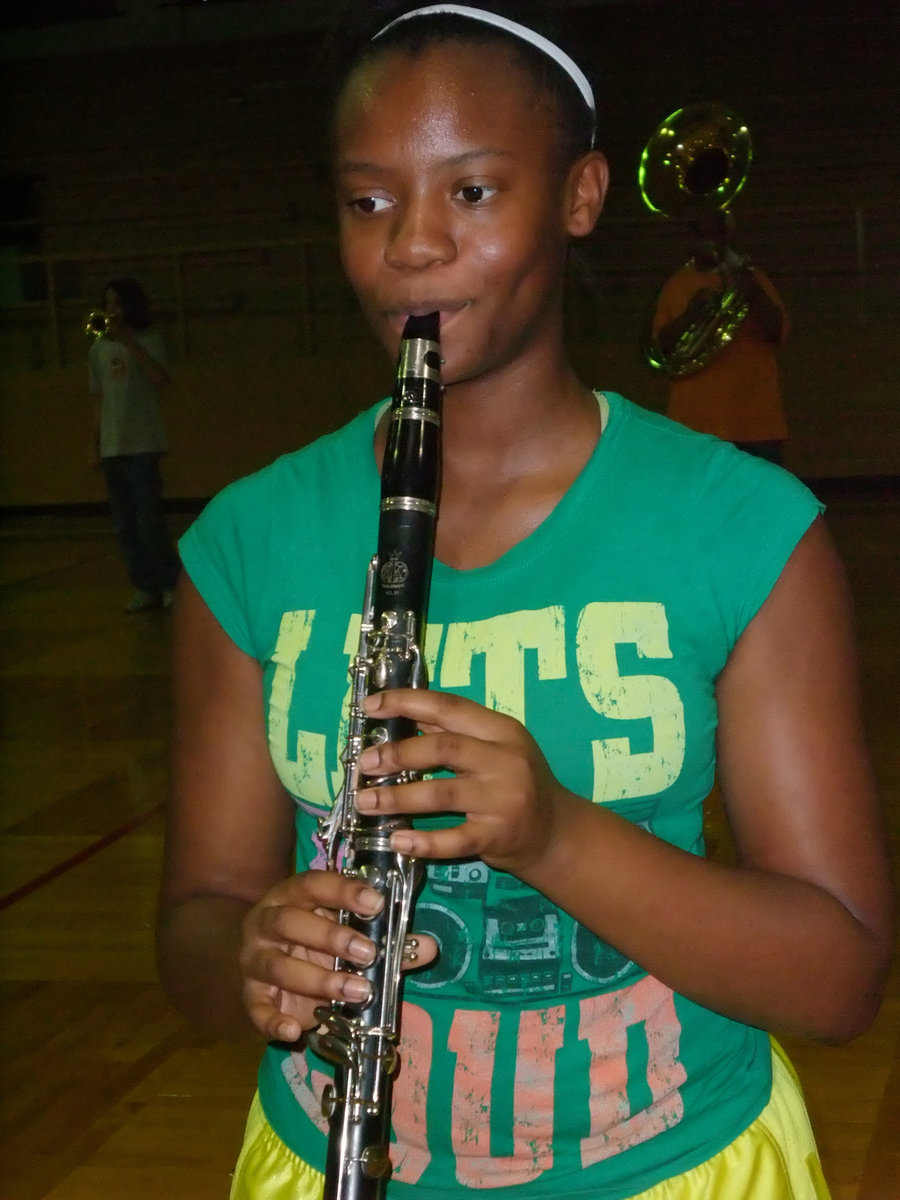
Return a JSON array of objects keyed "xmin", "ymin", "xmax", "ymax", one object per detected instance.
[{"xmin": 643, "ymin": 106, "xmax": 791, "ymax": 464}]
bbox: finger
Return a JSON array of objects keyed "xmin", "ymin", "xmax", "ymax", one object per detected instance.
[
  {"xmin": 363, "ymin": 688, "xmax": 514, "ymax": 739},
  {"xmin": 244, "ymin": 946, "xmax": 373, "ymax": 1023},
  {"xmin": 358, "ymin": 727, "xmax": 500, "ymax": 784},
  {"xmin": 356, "ymin": 769, "xmax": 481, "ymax": 821},
  {"xmin": 252, "ymin": 902, "xmax": 380, "ymax": 969},
  {"xmin": 273, "ymin": 869, "xmax": 386, "ymax": 919},
  {"xmin": 244, "ymin": 983, "xmax": 310, "ymax": 1043},
  {"xmin": 388, "ymin": 820, "xmax": 482, "ymax": 861},
  {"xmin": 246, "ymin": 933, "xmax": 440, "ymax": 1041},
  {"xmin": 403, "ymin": 932, "xmax": 439, "ymax": 970}
]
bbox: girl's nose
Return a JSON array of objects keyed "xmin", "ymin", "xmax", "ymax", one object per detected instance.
[{"xmin": 385, "ymin": 199, "xmax": 456, "ymax": 270}]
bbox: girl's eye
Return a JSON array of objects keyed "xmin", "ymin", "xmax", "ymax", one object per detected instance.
[
  {"xmin": 349, "ymin": 196, "xmax": 392, "ymax": 215},
  {"xmin": 457, "ymin": 184, "xmax": 497, "ymax": 205}
]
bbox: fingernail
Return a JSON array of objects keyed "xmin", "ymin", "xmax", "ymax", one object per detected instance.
[
  {"xmin": 391, "ymin": 833, "xmax": 415, "ymax": 854},
  {"xmin": 343, "ymin": 976, "xmax": 372, "ymax": 1002},
  {"xmin": 363, "ymin": 693, "xmax": 383, "ymax": 713},
  {"xmin": 357, "ymin": 748, "xmax": 378, "ymax": 772},
  {"xmin": 358, "ymin": 886, "xmax": 384, "ymax": 913},
  {"xmin": 355, "ymin": 787, "xmax": 376, "ymax": 810},
  {"xmin": 349, "ymin": 936, "xmax": 376, "ymax": 964}
]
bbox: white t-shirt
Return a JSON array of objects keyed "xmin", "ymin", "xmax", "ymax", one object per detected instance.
[{"xmin": 89, "ymin": 329, "xmax": 169, "ymax": 457}]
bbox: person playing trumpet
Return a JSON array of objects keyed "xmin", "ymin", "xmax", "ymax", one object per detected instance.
[{"xmin": 88, "ymin": 277, "xmax": 180, "ymax": 611}]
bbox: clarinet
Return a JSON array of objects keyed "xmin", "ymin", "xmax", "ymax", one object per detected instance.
[{"xmin": 310, "ymin": 311, "xmax": 443, "ymax": 1200}]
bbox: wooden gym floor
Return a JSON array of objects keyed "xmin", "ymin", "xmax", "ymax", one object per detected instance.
[{"xmin": 1, "ymin": 498, "xmax": 898, "ymax": 1200}]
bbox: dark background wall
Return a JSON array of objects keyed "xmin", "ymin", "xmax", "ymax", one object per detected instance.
[{"xmin": 1, "ymin": 0, "xmax": 898, "ymax": 507}]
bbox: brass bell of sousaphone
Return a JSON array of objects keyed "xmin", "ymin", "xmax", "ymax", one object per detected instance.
[{"xmin": 639, "ymin": 103, "xmax": 753, "ymax": 378}]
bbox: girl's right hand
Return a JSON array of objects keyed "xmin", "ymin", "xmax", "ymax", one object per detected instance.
[{"xmin": 239, "ymin": 869, "xmax": 386, "ymax": 1043}]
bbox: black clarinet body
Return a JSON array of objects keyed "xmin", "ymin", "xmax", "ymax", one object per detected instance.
[{"xmin": 311, "ymin": 312, "xmax": 443, "ymax": 1200}]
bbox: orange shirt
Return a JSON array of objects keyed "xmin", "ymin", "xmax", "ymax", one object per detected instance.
[{"xmin": 652, "ymin": 264, "xmax": 790, "ymax": 442}]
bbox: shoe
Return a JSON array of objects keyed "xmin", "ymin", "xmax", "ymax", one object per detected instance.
[{"xmin": 125, "ymin": 589, "xmax": 162, "ymax": 613}]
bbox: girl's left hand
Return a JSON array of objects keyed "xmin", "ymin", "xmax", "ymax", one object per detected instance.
[{"xmin": 355, "ymin": 688, "xmax": 566, "ymax": 876}]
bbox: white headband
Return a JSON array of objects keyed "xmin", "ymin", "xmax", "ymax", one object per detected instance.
[{"xmin": 372, "ymin": 4, "xmax": 596, "ymax": 121}]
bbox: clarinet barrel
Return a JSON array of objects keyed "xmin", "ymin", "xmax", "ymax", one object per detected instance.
[{"xmin": 312, "ymin": 311, "xmax": 442, "ymax": 1200}]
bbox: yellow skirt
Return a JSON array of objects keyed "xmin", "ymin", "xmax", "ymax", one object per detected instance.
[{"xmin": 229, "ymin": 1039, "xmax": 830, "ymax": 1200}]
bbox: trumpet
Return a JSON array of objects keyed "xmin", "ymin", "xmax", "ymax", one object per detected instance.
[{"xmin": 83, "ymin": 310, "xmax": 112, "ymax": 339}]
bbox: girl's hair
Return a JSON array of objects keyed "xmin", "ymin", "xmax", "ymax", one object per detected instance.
[
  {"xmin": 330, "ymin": 2, "xmax": 598, "ymax": 168},
  {"xmin": 103, "ymin": 277, "xmax": 152, "ymax": 329}
]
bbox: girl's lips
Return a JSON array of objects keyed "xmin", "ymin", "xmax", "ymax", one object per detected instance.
[{"xmin": 386, "ymin": 303, "xmax": 469, "ymax": 336}]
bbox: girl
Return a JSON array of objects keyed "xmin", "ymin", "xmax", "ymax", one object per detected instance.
[{"xmin": 156, "ymin": 5, "xmax": 893, "ymax": 1198}]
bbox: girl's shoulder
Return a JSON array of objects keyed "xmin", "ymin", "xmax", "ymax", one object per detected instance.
[{"xmin": 602, "ymin": 390, "xmax": 823, "ymax": 542}]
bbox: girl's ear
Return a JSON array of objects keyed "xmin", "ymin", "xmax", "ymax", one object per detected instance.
[{"xmin": 565, "ymin": 151, "xmax": 609, "ymax": 238}]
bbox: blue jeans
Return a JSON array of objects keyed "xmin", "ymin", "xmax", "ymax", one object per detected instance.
[{"xmin": 101, "ymin": 453, "xmax": 180, "ymax": 594}]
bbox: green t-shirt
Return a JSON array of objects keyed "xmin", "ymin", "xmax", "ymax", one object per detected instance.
[{"xmin": 180, "ymin": 392, "xmax": 823, "ymax": 1199}]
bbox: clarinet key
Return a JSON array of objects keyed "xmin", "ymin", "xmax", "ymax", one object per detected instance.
[{"xmin": 361, "ymin": 1145, "xmax": 392, "ymax": 1180}]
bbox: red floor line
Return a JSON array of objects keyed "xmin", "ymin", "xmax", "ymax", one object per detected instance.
[{"xmin": 0, "ymin": 803, "xmax": 164, "ymax": 912}]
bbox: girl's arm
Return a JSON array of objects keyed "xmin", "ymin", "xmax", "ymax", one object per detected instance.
[
  {"xmin": 534, "ymin": 514, "xmax": 891, "ymax": 1039},
  {"xmin": 156, "ymin": 576, "xmax": 295, "ymax": 1037},
  {"xmin": 156, "ymin": 577, "xmax": 397, "ymax": 1042},
  {"xmin": 120, "ymin": 325, "xmax": 171, "ymax": 388},
  {"xmin": 354, "ymin": 518, "xmax": 894, "ymax": 1042}
]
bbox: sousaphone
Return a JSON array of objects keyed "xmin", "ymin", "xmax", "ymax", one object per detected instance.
[{"xmin": 640, "ymin": 103, "xmax": 753, "ymax": 378}]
